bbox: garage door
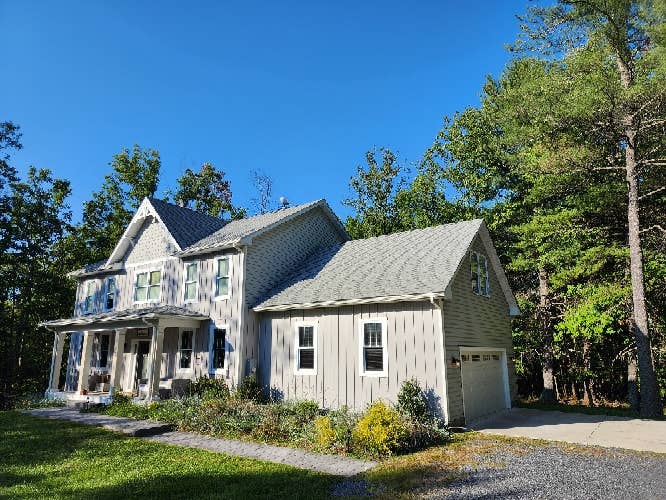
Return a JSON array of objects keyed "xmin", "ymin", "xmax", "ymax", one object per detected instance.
[{"xmin": 460, "ymin": 350, "xmax": 507, "ymax": 423}]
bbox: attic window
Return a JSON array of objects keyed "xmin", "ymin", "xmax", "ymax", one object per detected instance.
[{"xmin": 470, "ymin": 251, "xmax": 490, "ymax": 297}]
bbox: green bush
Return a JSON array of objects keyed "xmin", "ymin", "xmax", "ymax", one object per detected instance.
[
  {"xmin": 290, "ymin": 400, "xmax": 320, "ymax": 425},
  {"xmin": 236, "ymin": 375, "xmax": 264, "ymax": 402},
  {"xmin": 189, "ymin": 377, "xmax": 230, "ymax": 400},
  {"xmin": 396, "ymin": 378, "xmax": 431, "ymax": 424},
  {"xmin": 352, "ymin": 401, "xmax": 409, "ymax": 458}
]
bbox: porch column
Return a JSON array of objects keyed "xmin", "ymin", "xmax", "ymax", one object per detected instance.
[
  {"xmin": 109, "ymin": 328, "xmax": 127, "ymax": 396},
  {"xmin": 77, "ymin": 331, "xmax": 94, "ymax": 394},
  {"xmin": 47, "ymin": 332, "xmax": 66, "ymax": 393},
  {"xmin": 146, "ymin": 325, "xmax": 165, "ymax": 401}
]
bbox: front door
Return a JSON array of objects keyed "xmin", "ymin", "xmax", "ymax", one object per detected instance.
[{"xmin": 133, "ymin": 341, "xmax": 151, "ymax": 395}]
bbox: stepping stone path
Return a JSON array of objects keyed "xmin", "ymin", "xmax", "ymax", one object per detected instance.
[{"xmin": 24, "ymin": 407, "xmax": 376, "ymax": 476}]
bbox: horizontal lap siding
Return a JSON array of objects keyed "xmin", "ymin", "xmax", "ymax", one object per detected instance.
[
  {"xmin": 443, "ymin": 236, "xmax": 516, "ymax": 425},
  {"xmin": 258, "ymin": 301, "xmax": 445, "ymax": 414}
]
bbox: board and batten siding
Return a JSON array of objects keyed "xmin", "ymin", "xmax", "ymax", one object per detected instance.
[
  {"xmin": 442, "ymin": 235, "xmax": 516, "ymax": 425},
  {"xmin": 258, "ymin": 301, "xmax": 446, "ymax": 414}
]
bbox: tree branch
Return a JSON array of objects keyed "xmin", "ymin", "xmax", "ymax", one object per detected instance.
[
  {"xmin": 640, "ymin": 225, "xmax": 666, "ymax": 234},
  {"xmin": 639, "ymin": 186, "xmax": 666, "ymax": 200}
]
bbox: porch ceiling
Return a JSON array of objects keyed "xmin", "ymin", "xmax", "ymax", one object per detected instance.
[{"xmin": 41, "ymin": 305, "xmax": 209, "ymax": 332}]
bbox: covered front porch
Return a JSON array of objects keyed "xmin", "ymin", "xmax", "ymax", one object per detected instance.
[{"xmin": 42, "ymin": 306, "xmax": 210, "ymax": 404}]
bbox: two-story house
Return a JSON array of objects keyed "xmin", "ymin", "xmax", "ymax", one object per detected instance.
[{"xmin": 43, "ymin": 197, "xmax": 519, "ymax": 425}]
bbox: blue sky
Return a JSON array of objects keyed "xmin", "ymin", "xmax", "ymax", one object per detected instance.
[{"xmin": 1, "ymin": 1, "xmax": 527, "ymax": 221}]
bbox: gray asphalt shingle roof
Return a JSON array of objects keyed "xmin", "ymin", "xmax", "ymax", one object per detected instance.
[
  {"xmin": 41, "ymin": 305, "xmax": 208, "ymax": 328},
  {"xmin": 149, "ymin": 197, "xmax": 227, "ymax": 249},
  {"xmin": 254, "ymin": 219, "xmax": 484, "ymax": 310}
]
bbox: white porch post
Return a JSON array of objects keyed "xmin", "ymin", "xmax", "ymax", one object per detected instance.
[
  {"xmin": 77, "ymin": 331, "xmax": 94, "ymax": 394},
  {"xmin": 47, "ymin": 332, "xmax": 65, "ymax": 393},
  {"xmin": 146, "ymin": 325, "xmax": 165, "ymax": 401},
  {"xmin": 109, "ymin": 328, "xmax": 126, "ymax": 396}
]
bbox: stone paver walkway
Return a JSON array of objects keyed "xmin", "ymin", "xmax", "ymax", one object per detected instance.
[{"xmin": 25, "ymin": 407, "xmax": 375, "ymax": 476}]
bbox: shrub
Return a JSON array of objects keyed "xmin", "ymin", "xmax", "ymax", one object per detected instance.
[
  {"xmin": 291, "ymin": 400, "xmax": 320, "ymax": 425},
  {"xmin": 352, "ymin": 401, "xmax": 409, "ymax": 457},
  {"xmin": 314, "ymin": 416, "xmax": 335, "ymax": 449},
  {"xmin": 252, "ymin": 404, "xmax": 289, "ymax": 441},
  {"xmin": 396, "ymin": 378, "xmax": 431, "ymax": 424},
  {"xmin": 236, "ymin": 374, "xmax": 264, "ymax": 402},
  {"xmin": 328, "ymin": 406, "xmax": 359, "ymax": 453},
  {"xmin": 189, "ymin": 377, "xmax": 230, "ymax": 400}
]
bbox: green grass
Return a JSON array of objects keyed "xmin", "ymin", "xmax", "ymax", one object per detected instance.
[
  {"xmin": 0, "ymin": 411, "xmax": 337, "ymax": 499},
  {"xmin": 515, "ymin": 399, "xmax": 666, "ymax": 419}
]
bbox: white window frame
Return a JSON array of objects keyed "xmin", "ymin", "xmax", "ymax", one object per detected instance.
[
  {"xmin": 176, "ymin": 328, "xmax": 196, "ymax": 375},
  {"xmin": 83, "ymin": 280, "xmax": 95, "ymax": 314},
  {"xmin": 97, "ymin": 332, "xmax": 111, "ymax": 371},
  {"xmin": 103, "ymin": 277, "xmax": 117, "ymax": 311},
  {"xmin": 214, "ymin": 256, "xmax": 231, "ymax": 301},
  {"xmin": 470, "ymin": 251, "xmax": 490, "ymax": 297},
  {"xmin": 208, "ymin": 322, "xmax": 229, "ymax": 376},
  {"xmin": 294, "ymin": 321, "xmax": 318, "ymax": 375},
  {"xmin": 133, "ymin": 267, "xmax": 162, "ymax": 304},
  {"xmin": 359, "ymin": 318, "xmax": 388, "ymax": 377},
  {"xmin": 182, "ymin": 260, "xmax": 200, "ymax": 303}
]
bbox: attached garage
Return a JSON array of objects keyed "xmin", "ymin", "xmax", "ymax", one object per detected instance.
[{"xmin": 460, "ymin": 348, "xmax": 511, "ymax": 422}]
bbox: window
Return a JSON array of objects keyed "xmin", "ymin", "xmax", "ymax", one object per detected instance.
[
  {"xmin": 359, "ymin": 319, "xmax": 388, "ymax": 376},
  {"xmin": 104, "ymin": 278, "xmax": 116, "ymax": 311},
  {"xmin": 295, "ymin": 323, "xmax": 317, "ymax": 374},
  {"xmin": 83, "ymin": 281, "xmax": 95, "ymax": 314},
  {"xmin": 215, "ymin": 257, "xmax": 230, "ymax": 298},
  {"xmin": 471, "ymin": 354, "xmax": 481, "ymax": 362},
  {"xmin": 99, "ymin": 334, "xmax": 110, "ymax": 369},
  {"xmin": 470, "ymin": 251, "xmax": 490, "ymax": 297},
  {"xmin": 483, "ymin": 354, "xmax": 491, "ymax": 361},
  {"xmin": 135, "ymin": 270, "xmax": 161, "ymax": 302},
  {"xmin": 492, "ymin": 354, "xmax": 500, "ymax": 361},
  {"xmin": 211, "ymin": 327, "xmax": 226, "ymax": 371},
  {"xmin": 183, "ymin": 262, "xmax": 198, "ymax": 302},
  {"xmin": 461, "ymin": 354, "xmax": 469, "ymax": 362},
  {"xmin": 178, "ymin": 330, "xmax": 194, "ymax": 371}
]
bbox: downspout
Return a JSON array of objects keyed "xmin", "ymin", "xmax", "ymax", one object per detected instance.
[
  {"xmin": 430, "ymin": 293, "xmax": 450, "ymax": 426},
  {"xmin": 235, "ymin": 245, "xmax": 247, "ymax": 386}
]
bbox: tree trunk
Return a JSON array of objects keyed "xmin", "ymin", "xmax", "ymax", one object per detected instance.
[
  {"xmin": 582, "ymin": 339, "xmax": 595, "ymax": 407},
  {"xmin": 538, "ymin": 268, "xmax": 556, "ymax": 403},
  {"xmin": 627, "ymin": 352, "xmax": 639, "ymax": 412},
  {"xmin": 617, "ymin": 57, "xmax": 663, "ymax": 419}
]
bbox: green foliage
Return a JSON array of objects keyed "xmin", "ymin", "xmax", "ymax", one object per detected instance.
[
  {"xmin": 396, "ymin": 378, "xmax": 431, "ymax": 424},
  {"xmin": 188, "ymin": 376, "xmax": 230, "ymax": 401},
  {"xmin": 314, "ymin": 415, "xmax": 336, "ymax": 449},
  {"xmin": 236, "ymin": 374, "xmax": 265, "ymax": 403},
  {"xmin": 172, "ymin": 162, "xmax": 241, "ymax": 218},
  {"xmin": 352, "ymin": 401, "xmax": 409, "ymax": 458}
]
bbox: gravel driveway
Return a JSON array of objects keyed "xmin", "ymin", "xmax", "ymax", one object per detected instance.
[{"xmin": 420, "ymin": 441, "xmax": 665, "ymax": 499}]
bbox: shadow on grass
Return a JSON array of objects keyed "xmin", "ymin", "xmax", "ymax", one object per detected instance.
[{"xmin": 0, "ymin": 412, "xmax": 336, "ymax": 500}]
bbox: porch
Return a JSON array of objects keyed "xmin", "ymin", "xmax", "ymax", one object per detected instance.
[{"xmin": 42, "ymin": 306, "xmax": 210, "ymax": 403}]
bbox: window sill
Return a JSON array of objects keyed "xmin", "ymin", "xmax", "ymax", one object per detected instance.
[
  {"xmin": 294, "ymin": 369, "xmax": 317, "ymax": 376},
  {"xmin": 133, "ymin": 299, "xmax": 160, "ymax": 305},
  {"xmin": 360, "ymin": 371, "xmax": 388, "ymax": 378},
  {"xmin": 213, "ymin": 295, "xmax": 231, "ymax": 302}
]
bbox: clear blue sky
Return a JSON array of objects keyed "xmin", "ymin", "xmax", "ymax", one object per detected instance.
[{"xmin": 2, "ymin": 1, "xmax": 528, "ymax": 221}]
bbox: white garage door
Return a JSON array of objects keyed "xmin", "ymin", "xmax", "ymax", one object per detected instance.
[{"xmin": 460, "ymin": 350, "xmax": 508, "ymax": 423}]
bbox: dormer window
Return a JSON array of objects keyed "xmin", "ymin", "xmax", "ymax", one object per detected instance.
[
  {"xmin": 471, "ymin": 251, "xmax": 490, "ymax": 297},
  {"xmin": 104, "ymin": 277, "xmax": 116, "ymax": 311},
  {"xmin": 83, "ymin": 281, "xmax": 95, "ymax": 314},
  {"xmin": 135, "ymin": 270, "xmax": 161, "ymax": 302}
]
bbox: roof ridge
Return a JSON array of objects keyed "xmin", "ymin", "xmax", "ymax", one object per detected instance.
[{"xmin": 342, "ymin": 218, "xmax": 484, "ymax": 244}]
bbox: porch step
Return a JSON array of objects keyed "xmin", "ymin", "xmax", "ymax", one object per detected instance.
[{"xmin": 24, "ymin": 408, "xmax": 174, "ymax": 437}]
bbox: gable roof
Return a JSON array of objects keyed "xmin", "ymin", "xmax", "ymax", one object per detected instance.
[
  {"xmin": 177, "ymin": 199, "xmax": 348, "ymax": 257},
  {"xmin": 148, "ymin": 198, "xmax": 227, "ymax": 249},
  {"xmin": 254, "ymin": 219, "xmax": 519, "ymax": 315}
]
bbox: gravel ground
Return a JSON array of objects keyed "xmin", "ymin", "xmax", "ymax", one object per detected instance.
[{"xmin": 422, "ymin": 443, "xmax": 666, "ymax": 500}]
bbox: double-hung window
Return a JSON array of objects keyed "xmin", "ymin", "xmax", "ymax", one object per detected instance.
[
  {"xmin": 83, "ymin": 281, "xmax": 95, "ymax": 314},
  {"xmin": 209, "ymin": 326, "xmax": 226, "ymax": 372},
  {"xmin": 104, "ymin": 277, "xmax": 116, "ymax": 311},
  {"xmin": 135, "ymin": 270, "xmax": 161, "ymax": 302},
  {"xmin": 178, "ymin": 330, "xmax": 194, "ymax": 371},
  {"xmin": 215, "ymin": 257, "xmax": 230, "ymax": 299},
  {"xmin": 359, "ymin": 319, "xmax": 388, "ymax": 376},
  {"xmin": 295, "ymin": 323, "xmax": 317, "ymax": 374},
  {"xmin": 470, "ymin": 251, "xmax": 490, "ymax": 297},
  {"xmin": 183, "ymin": 262, "xmax": 198, "ymax": 302}
]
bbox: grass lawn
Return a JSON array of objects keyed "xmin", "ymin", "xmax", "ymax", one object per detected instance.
[
  {"xmin": 0, "ymin": 411, "xmax": 337, "ymax": 499},
  {"xmin": 515, "ymin": 399, "xmax": 666, "ymax": 419}
]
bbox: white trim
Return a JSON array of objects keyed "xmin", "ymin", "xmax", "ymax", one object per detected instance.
[
  {"xmin": 133, "ymin": 267, "xmax": 163, "ymax": 304},
  {"xmin": 432, "ymin": 298, "xmax": 450, "ymax": 425},
  {"xmin": 182, "ymin": 260, "xmax": 200, "ymax": 303},
  {"xmin": 359, "ymin": 318, "xmax": 388, "ymax": 377},
  {"xmin": 236, "ymin": 249, "xmax": 247, "ymax": 383},
  {"xmin": 294, "ymin": 321, "xmax": 318, "ymax": 375},
  {"xmin": 103, "ymin": 277, "xmax": 117, "ymax": 312},
  {"xmin": 208, "ymin": 321, "xmax": 229, "ymax": 376},
  {"xmin": 124, "ymin": 256, "xmax": 178, "ymax": 269},
  {"xmin": 213, "ymin": 256, "xmax": 232, "ymax": 301},
  {"xmin": 458, "ymin": 346, "xmax": 512, "ymax": 417},
  {"xmin": 254, "ymin": 291, "xmax": 449, "ymax": 312},
  {"xmin": 176, "ymin": 328, "xmax": 196, "ymax": 376}
]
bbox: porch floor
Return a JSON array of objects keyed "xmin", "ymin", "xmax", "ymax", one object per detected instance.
[{"xmin": 24, "ymin": 407, "xmax": 376, "ymax": 476}]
